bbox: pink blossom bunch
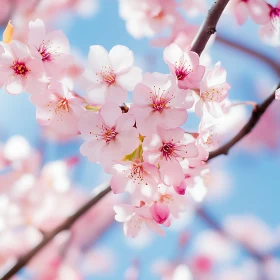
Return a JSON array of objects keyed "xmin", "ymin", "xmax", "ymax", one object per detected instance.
[
  {"xmin": 0, "ymin": 18, "xmax": 233, "ymax": 237},
  {"xmin": 76, "ymin": 41, "xmax": 231, "ymax": 237}
]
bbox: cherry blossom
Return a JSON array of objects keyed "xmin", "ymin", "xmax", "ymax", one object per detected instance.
[
  {"xmin": 110, "ymin": 160, "xmax": 161, "ymax": 203},
  {"xmin": 78, "ymin": 102, "xmax": 139, "ymax": 169},
  {"xmin": 130, "ymin": 72, "xmax": 193, "ymax": 135},
  {"xmin": 0, "ymin": 40, "xmax": 45, "ymax": 95},
  {"xmin": 195, "ymin": 62, "xmax": 230, "ymax": 117},
  {"xmin": 229, "ymin": 0, "xmax": 270, "ymax": 25},
  {"xmin": 259, "ymin": 1, "xmax": 280, "ymax": 46},
  {"xmin": 143, "ymin": 125, "xmax": 199, "ymax": 186},
  {"xmin": 30, "ymin": 81, "xmax": 85, "ymax": 136},
  {"xmin": 119, "ymin": 0, "xmax": 178, "ymax": 39},
  {"xmin": 114, "ymin": 204, "xmax": 165, "ymax": 237},
  {"xmin": 164, "ymin": 43, "xmax": 205, "ymax": 90},
  {"xmin": 81, "ymin": 45, "xmax": 142, "ymax": 105},
  {"xmin": 28, "ymin": 19, "xmax": 72, "ymax": 77}
]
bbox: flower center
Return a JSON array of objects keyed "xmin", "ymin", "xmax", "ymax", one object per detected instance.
[
  {"xmin": 128, "ymin": 163, "xmax": 145, "ymax": 184},
  {"xmin": 10, "ymin": 60, "xmax": 29, "ymax": 76},
  {"xmin": 150, "ymin": 86, "xmax": 174, "ymax": 113},
  {"xmin": 160, "ymin": 142, "xmax": 176, "ymax": 160},
  {"xmin": 270, "ymin": 7, "xmax": 280, "ymax": 30},
  {"xmin": 175, "ymin": 60, "xmax": 192, "ymax": 80},
  {"xmin": 38, "ymin": 41, "xmax": 57, "ymax": 62},
  {"xmin": 99, "ymin": 66, "xmax": 116, "ymax": 85},
  {"xmin": 159, "ymin": 194, "xmax": 173, "ymax": 203},
  {"xmin": 103, "ymin": 127, "xmax": 118, "ymax": 143}
]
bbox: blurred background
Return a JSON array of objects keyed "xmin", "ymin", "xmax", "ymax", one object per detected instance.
[{"xmin": 0, "ymin": 0, "xmax": 280, "ymax": 279}]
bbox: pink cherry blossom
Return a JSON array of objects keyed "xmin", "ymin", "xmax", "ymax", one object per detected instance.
[
  {"xmin": 119, "ymin": 0, "xmax": 178, "ymax": 39},
  {"xmin": 114, "ymin": 204, "xmax": 165, "ymax": 237},
  {"xmin": 130, "ymin": 72, "xmax": 193, "ymax": 136},
  {"xmin": 28, "ymin": 19, "xmax": 72, "ymax": 77},
  {"xmin": 143, "ymin": 126, "xmax": 199, "ymax": 186},
  {"xmin": 78, "ymin": 102, "xmax": 139, "ymax": 169},
  {"xmin": 195, "ymin": 62, "xmax": 230, "ymax": 118},
  {"xmin": 110, "ymin": 160, "xmax": 160, "ymax": 203},
  {"xmin": 155, "ymin": 184, "xmax": 190, "ymax": 219},
  {"xmin": 30, "ymin": 81, "xmax": 85, "ymax": 136},
  {"xmin": 259, "ymin": 2, "xmax": 280, "ymax": 47},
  {"xmin": 164, "ymin": 43, "xmax": 205, "ymax": 90},
  {"xmin": 229, "ymin": 0, "xmax": 270, "ymax": 25},
  {"xmin": 0, "ymin": 40, "xmax": 45, "ymax": 95},
  {"xmin": 81, "ymin": 45, "xmax": 142, "ymax": 105}
]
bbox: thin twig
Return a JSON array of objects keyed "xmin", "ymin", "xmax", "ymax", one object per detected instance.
[
  {"xmin": 191, "ymin": 0, "xmax": 230, "ymax": 55},
  {"xmin": 216, "ymin": 35, "xmax": 280, "ymax": 77},
  {"xmin": 209, "ymin": 83, "xmax": 280, "ymax": 160}
]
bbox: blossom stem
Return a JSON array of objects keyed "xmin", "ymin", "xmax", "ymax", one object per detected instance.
[
  {"xmin": 209, "ymin": 82, "xmax": 280, "ymax": 160},
  {"xmin": 191, "ymin": 0, "xmax": 230, "ymax": 56}
]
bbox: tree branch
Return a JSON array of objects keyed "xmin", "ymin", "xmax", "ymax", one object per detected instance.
[
  {"xmin": 209, "ymin": 83, "xmax": 280, "ymax": 160},
  {"xmin": 191, "ymin": 0, "xmax": 230, "ymax": 55},
  {"xmin": 0, "ymin": 184, "xmax": 111, "ymax": 280},
  {"xmin": 216, "ymin": 35, "xmax": 280, "ymax": 77}
]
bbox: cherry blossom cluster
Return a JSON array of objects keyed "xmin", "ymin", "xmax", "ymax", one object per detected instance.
[
  {"xmin": 0, "ymin": 17, "xmax": 233, "ymax": 237},
  {"xmin": 0, "ymin": 136, "xmax": 116, "ymax": 279},
  {"xmin": 79, "ymin": 41, "xmax": 233, "ymax": 236},
  {"xmin": 119, "ymin": 0, "xmax": 280, "ymax": 47}
]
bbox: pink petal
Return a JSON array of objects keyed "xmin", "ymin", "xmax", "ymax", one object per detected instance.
[
  {"xmin": 117, "ymin": 66, "xmax": 142, "ymax": 91},
  {"xmin": 109, "ymin": 45, "xmax": 133, "ymax": 73},
  {"xmin": 28, "ymin": 19, "xmax": 46, "ymax": 47},
  {"xmin": 115, "ymin": 113, "xmax": 136, "ymax": 131},
  {"xmin": 80, "ymin": 140, "xmax": 104, "ymax": 162},
  {"xmin": 110, "ymin": 173, "xmax": 129, "ymax": 194},
  {"xmin": 78, "ymin": 111, "xmax": 103, "ymax": 140},
  {"xmin": 100, "ymin": 102, "xmax": 122, "ymax": 127},
  {"xmin": 160, "ymin": 159, "xmax": 184, "ymax": 186},
  {"xmin": 86, "ymin": 84, "xmax": 108, "ymax": 105},
  {"xmin": 150, "ymin": 202, "xmax": 170, "ymax": 224},
  {"xmin": 88, "ymin": 45, "xmax": 110, "ymax": 73},
  {"xmin": 235, "ymin": 2, "xmax": 249, "ymax": 25},
  {"xmin": 106, "ymin": 84, "xmax": 127, "ymax": 104},
  {"xmin": 163, "ymin": 108, "xmax": 188, "ymax": 128},
  {"xmin": 132, "ymin": 83, "xmax": 152, "ymax": 105},
  {"xmin": 5, "ymin": 76, "xmax": 23, "ymax": 95}
]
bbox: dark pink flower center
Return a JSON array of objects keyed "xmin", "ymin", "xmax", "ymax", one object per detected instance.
[
  {"xmin": 38, "ymin": 41, "xmax": 57, "ymax": 62},
  {"xmin": 98, "ymin": 66, "xmax": 116, "ymax": 85},
  {"xmin": 10, "ymin": 60, "xmax": 29, "ymax": 76},
  {"xmin": 175, "ymin": 60, "xmax": 192, "ymax": 80},
  {"xmin": 160, "ymin": 142, "xmax": 176, "ymax": 160},
  {"xmin": 103, "ymin": 127, "xmax": 118, "ymax": 143},
  {"xmin": 150, "ymin": 87, "xmax": 174, "ymax": 113},
  {"xmin": 270, "ymin": 7, "xmax": 280, "ymax": 30}
]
